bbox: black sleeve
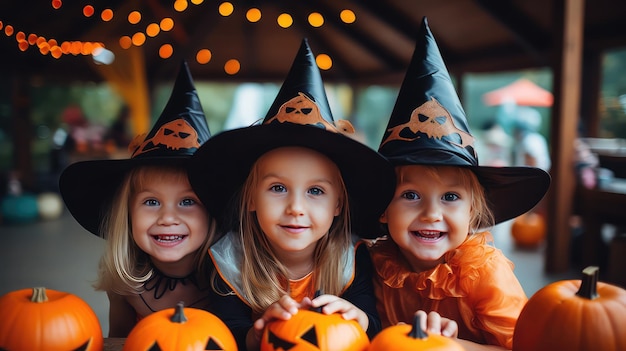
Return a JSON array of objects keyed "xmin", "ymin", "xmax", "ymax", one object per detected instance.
[
  {"xmin": 340, "ymin": 242, "xmax": 382, "ymax": 339},
  {"xmin": 207, "ymin": 274, "xmax": 253, "ymax": 351}
]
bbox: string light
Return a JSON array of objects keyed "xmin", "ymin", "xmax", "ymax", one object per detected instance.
[{"xmin": 1, "ymin": 3, "xmax": 357, "ymax": 73}]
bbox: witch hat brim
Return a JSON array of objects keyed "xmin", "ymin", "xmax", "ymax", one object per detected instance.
[
  {"xmin": 378, "ymin": 17, "xmax": 550, "ymax": 226},
  {"xmin": 188, "ymin": 39, "xmax": 396, "ymax": 238},
  {"xmin": 60, "ymin": 60, "xmax": 211, "ymax": 236}
]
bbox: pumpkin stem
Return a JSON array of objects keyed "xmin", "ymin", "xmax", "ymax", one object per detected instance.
[
  {"xmin": 311, "ymin": 289, "xmax": 324, "ymax": 313},
  {"xmin": 171, "ymin": 301, "xmax": 188, "ymax": 323},
  {"xmin": 576, "ymin": 266, "xmax": 599, "ymax": 300},
  {"xmin": 408, "ymin": 314, "xmax": 428, "ymax": 340},
  {"xmin": 31, "ymin": 287, "xmax": 49, "ymax": 303}
]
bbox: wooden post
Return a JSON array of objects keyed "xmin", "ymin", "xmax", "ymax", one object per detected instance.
[{"xmin": 546, "ymin": 0, "xmax": 585, "ymax": 273}]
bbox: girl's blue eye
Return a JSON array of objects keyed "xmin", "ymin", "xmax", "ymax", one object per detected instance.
[
  {"xmin": 308, "ymin": 187, "xmax": 324, "ymax": 196},
  {"xmin": 270, "ymin": 184, "xmax": 286, "ymax": 193},
  {"xmin": 443, "ymin": 193, "xmax": 459, "ymax": 201},
  {"xmin": 180, "ymin": 198, "xmax": 196, "ymax": 206},
  {"xmin": 401, "ymin": 191, "xmax": 419, "ymax": 200},
  {"xmin": 144, "ymin": 199, "xmax": 159, "ymax": 206}
]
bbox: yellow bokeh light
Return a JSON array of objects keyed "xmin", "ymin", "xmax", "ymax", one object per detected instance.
[
  {"xmin": 83, "ymin": 5, "xmax": 94, "ymax": 17},
  {"xmin": 219, "ymin": 2, "xmax": 234, "ymax": 16},
  {"xmin": 146, "ymin": 23, "xmax": 160, "ymax": 37},
  {"xmin": 308, "ymin": 12, "xmax": 324, "ymax": 27},
  {"xmin": 101, "ymin": 9, "xmax": 113, "ymax": 22},
  {"xmin": 340, "ymin": 9, "xmax": 356, "ymax": 24},
  {"xmin": 128, "ymin": 11, "xmax": 141, "ymax": 24},
  {"xmin": 191, "ymin": 0, "xmax": 203, "ymax": 4},
  {"xmin": 132, "ymin": 32, "xmax": 146, "ymax": 46},
  {"xmin": 196, "ymin": 49, "xmax": 212, "ymax": 64},
  {"xmin": 277, "ymin": 13, "xmax": 293, "ymax": 28},
  {"xmin": 224, "ymin": 59, "xmax": 240, "ymax": 75},
  {"xmin": 174, "ymin": 0, "xmax": 188, "ymax": 12},
  {"xmin": 246, "ymin": 8, "xmax": 261, "ymax": 22},
  {"xmin": 159, "ymin": 44, "xmax": 173, "ymax": 59},
  {"xmin": 316, "ymin": 54, "xmax": 332, "ymax": 70},
  {"xmin": 119, "ymin": 36, "xmax": 132, "ymax": 49},
  {"xmin": 160, "ymin": 18, "xmax": 174, "ymax": 31}
]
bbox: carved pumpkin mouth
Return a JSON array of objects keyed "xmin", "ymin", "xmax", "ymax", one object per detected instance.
[{"xmin": 267, "ymin": 325, "xmax": 319, "ymax": 350}]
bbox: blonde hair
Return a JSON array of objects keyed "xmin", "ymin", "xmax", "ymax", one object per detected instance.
[
  {"xmin": 237, "ymin": 153, "xmax": 352, "ymax": 314},
  {"xmin": 397, "ymin": 165, "xmax": 494, "ymax": 232},
  {"xmin": 93, "ymin": 165, "xmax": 217, "ymax": 295}
]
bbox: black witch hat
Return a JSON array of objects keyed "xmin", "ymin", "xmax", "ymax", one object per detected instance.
[
  {"xmin": 188, "ymin": 39, "xmax": 396, "ymax": 238},
  {"xmin": 378, "ymin": 17, "xmax": 550, "ymax": 225},
  {"xmin": 60, "ymin": 60, "xmax": 212, "ymax": 236}
]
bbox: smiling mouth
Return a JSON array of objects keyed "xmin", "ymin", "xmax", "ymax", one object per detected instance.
[
  {"xmin": 413, "ymin": 230, "xmax": 444, "ymax": 240},
  {"xmin": 152, "ymin": 235, "xmax": 186, "ymax": 242}
]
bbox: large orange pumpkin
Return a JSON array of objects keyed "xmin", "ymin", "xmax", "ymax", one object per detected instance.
[
  {"xmin": 511, "ymin": 212, "xmax": 546, "ymax": 247},
  {"xmin": 122, "ymin": 301, "xmax": 237, "ymax": 351},
  {"xmin": 513, "ymin": 266, "xmax": 626, "ymax": 351},
  {"xmin": 369, "ymin": 314, "xmax": 464, "ymax": 351},
  {"xmin": 260, "ymin": 308, "xmax": 369, "ymax": 351},
  {"xmin": 0, "ymin": 287, "xmax": 103, "ymax": 351}
]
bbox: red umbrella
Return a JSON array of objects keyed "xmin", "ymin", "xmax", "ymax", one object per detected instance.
[{"xmin": 482, "ymin": 78, "xmax": 553, "ymax": 107}]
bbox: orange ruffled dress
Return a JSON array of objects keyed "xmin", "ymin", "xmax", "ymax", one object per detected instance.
[{"xmin": 369, "ymin": 232, "xmax": 526, "ymax": 349}]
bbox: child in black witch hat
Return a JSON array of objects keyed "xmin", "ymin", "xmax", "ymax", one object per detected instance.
[
  {"xmin": 368, "ymin": 18, "xmax": 551, "ymax": 350},
  {"xmin": 188, "ymin": 39, "xmax": 396, "ymax": 350},
  {"xmin": 60, "ymin": 61, "xmax": 218, "ymax": 337}
]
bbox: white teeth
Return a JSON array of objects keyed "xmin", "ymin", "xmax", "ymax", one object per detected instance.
[
  {"xmin": 155, "ymin": 235, "xmax": 183, "ymax": 242},
  {"xmin": 416, "ymin": 231, "xmax": 443, "ymax": 239}
]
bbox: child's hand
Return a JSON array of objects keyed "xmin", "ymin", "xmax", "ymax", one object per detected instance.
[
  {"xmin": 309, "ymin": 293, "xmax": 369, "ymax": 332},
  {"xmin": 414, "ymin": 310, "xmax": 458, "ymax": 338},
  {"xmin": 247, "ymin": 295, "xmax": 301, "ymax": 349}
]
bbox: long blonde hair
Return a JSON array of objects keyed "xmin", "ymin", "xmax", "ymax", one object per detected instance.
[
  {"xmin": 94, "ymin": 165, "xmax": 217, "ymax": 295},
  {"xmin": 237, "ymin": 155, "xmax": 352, "ymax": 313}
]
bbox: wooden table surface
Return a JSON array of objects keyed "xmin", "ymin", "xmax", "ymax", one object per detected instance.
[{"xmin": 104, "ymin": 338, "xmax": 125, "ymax": 351}]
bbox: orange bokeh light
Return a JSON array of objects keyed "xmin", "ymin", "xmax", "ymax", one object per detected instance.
[
  {"xmin": 224, "ymin": 59, "xmax": 240, "ymax": 75},
  {"xmin": 191, "ymin": 0, "xmax": 203, "ymax": 4},
  {"xmin": 51, "ymin": 0, "xmax": 62, "ymax": 10},
  {"xmin": 246, "ymin": 8, "xmax": 261, "ymax": 22},
  {"xmin": 146, "ymin": 23, "xmax": 160, "ymax": 37},
  {"xmin": 128, "ymin": 11, "xmax": 141, "ymax": 24},
  {"xmin": 119, "ymin": 36, "xmax": 132, "ymax": 49},
  {"xmin": 277, "ymin": 13, "xmax": 293, "ymax": 28},
  {"xmin": 51, "ymin": 46, "xmax": 63, "ymax": 58},
  {"xmin": 101, "ymin": 9, "xmax": 114, "ymax": 22},
  {"xmin": 61, "ymin": 41, "xmax": 71, "ymax": 53},
  {"xmin": 15, "ymin": 31, "xmax": 25, "ymax": 42},
  {"xmin": 340, "ymin": 9, "xmax": 356, "ymax": 24},
  {"xmin": 70, "ymin": 41, "xmax": 82, "ymax": 55},
  {"xmin": 219, "ymin": 2, "xmax": 234, "ymax": 16},
  {"xmin": 160, "ymin": 18, "xmax": 174, "ymax": 31},
  {"xmin": 83, "ymin": 5, "xmax": 95, "ymax": 17},
  {"xmin": 159, "ymin": 44, "xmax": 173, "ymax": 59},
  {"xmin": 5, "ymin": 25, "xmax": 14, "ymax": 36},
  {"xmin": 308, "ymin": 12, "xmax": 324, "ymax": 27},
  {"xmin": 174, "ymin": 0, "xmax": 188, "ymax": 12},
  {"xmin": 316, "ymin": 54, "xmax": 332, "ymax": 70},
  {"xmin": 18, "ymin": 41, "xmax": 29, "ymax": 51},
  {"xmin": 28, "ymin": 34, "xmax": 38, "ymax": 45},
  {"xmin": 132, "ymin": 32, "xmax": 146, "ymax": 46},
  {"xmin": 196, "ymin": 49, "xmax": 212, "ymax": 64},
  {"xmin": 0, "ymin": 21, "xmax": 3, "ymax": 31}
]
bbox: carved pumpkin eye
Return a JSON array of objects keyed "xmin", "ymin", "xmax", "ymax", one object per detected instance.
[
  {"xmin": 285, "ymin": 107, "xmax": 296, "ymax": 113},
  {"xmin": 178, "ymin": 132, "xmax": 191, "ymax": 139},
  {"xmin": 148, "ymin": 338, "xmax": 226, "ymax": 350},
  {"xmin": 300, "ymin": 108, "xmax": 313, "ymax": 115},
  {"xmin": 266, "ymin": 325, "xmax": 319, "ymax": 350},
  {"xmin": 164, "ymin": 128, "xmax": 175, "ymax": 135}
]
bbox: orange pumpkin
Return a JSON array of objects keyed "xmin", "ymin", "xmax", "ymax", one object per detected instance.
[
  {"xmin": 122, "ymin": 301, "xmax": 237, "ymax": 351},
  {"xmin": 369, "ymin": 314, "xmax": 464, "ymax": 351},
  {"xmin": 511, "ymin": 212, "xmax": 546, "ymax": 247},
  {"xmin": 261, "ymin": 308, "xmax": 369, "ymax": 351},
  {"xmin": 513, "ymin": 266, "xmax": 626, "ymax": 351},
  {"xmin": 0, "ymin": 287, "xmax": 103, "ymax": 351}
]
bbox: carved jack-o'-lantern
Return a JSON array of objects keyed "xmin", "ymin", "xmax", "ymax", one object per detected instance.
[
  {"xmin": 0, "ymin": 287, "xmax": 103, "ymax": 351},
  {"xmin": 260, "ymin": 308, "xmax": 369, "ymax": 351},
  {"xmin": 122, "ymin": 302, "xmax": 237, "ymax": 351}
]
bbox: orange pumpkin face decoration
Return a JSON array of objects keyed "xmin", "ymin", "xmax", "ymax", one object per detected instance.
[
  {"xmin": 0, "ymin": 287, "xmax": 103, "ymax": 351},
  {"xmin": 122, "ymin": 302, "xmax": 237, "ymax": 351},
  {"xmin": 260, "ymin": 309, "xmax": 369, "ymax": 351},
  {"xmin": 267, "ymin": 93, "xmax": 337, "ymax": 132}
]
